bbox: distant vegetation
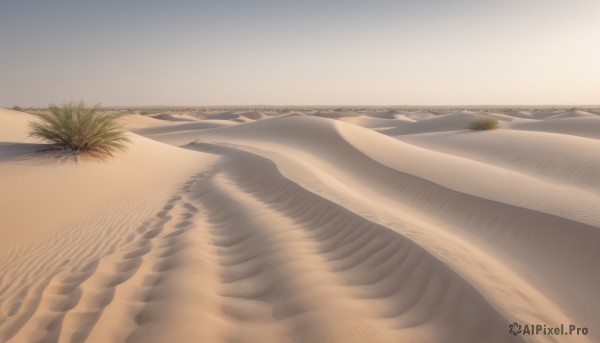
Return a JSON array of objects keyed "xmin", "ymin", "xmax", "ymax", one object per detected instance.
[
  {"xmin": 12, "ymin": 105, "xmax": 22, "ymax": 111},
  {"xmin": 466, "ymin": 117, "xmax": 499, "ymax": 130},
  {"xmin": 28, "ymin": 101, "xmax": 130, "ymax": 157}
]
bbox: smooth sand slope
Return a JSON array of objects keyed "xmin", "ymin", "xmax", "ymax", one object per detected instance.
[
  {"xmin": 1, "ymin": 107, "xmax": 599, "ymax": 343},
  {"xmin": 509, "ymin": 117, "xmax": 600, "ymax": 140},
  {"xmin": 377, "ymin": 111, "xmax": 510, "ymax": 136}
]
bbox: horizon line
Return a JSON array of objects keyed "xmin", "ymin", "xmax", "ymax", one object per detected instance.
[{"xmin": 6, "ymin": 104, "xmax": 600, "ymax": 109}]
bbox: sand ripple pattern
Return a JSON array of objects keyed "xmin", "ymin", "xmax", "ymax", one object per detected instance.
[{"xmin": 0, "ymin": 143, "xmax": 529, "ymax": 343}]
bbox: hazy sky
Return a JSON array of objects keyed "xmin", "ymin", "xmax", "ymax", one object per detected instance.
[{"xmin": 1, "ymin": 0, "xmax": 599, "ymax": 106}]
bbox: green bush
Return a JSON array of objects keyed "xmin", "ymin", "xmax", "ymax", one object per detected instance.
[
  {"xmin": 28, "ymin": 101, "xmax": 130, "ymax": 157},
  {"xmin": 466, "ymin": 117, "xmax": 499, "ymax": 130}
]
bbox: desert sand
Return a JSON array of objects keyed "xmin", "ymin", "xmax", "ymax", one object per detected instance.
[{"xmin": 1, "ymin": 107, "xmax": 599, "ymax": 343}]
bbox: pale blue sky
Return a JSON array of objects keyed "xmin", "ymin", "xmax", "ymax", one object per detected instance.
[{"xmin": 1, "ymin": 0, "xmax": 599, "ymax": 106}]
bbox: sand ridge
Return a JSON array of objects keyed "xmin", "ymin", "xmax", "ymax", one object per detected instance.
[{"xmin": 1, "ymin": 107, "xmax": 599, "ymax": 342}]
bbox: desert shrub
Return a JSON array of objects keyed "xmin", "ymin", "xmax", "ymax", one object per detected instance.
[
  {"xmin": 466, "ymin": 117, "xmax": 499, "ymax": 130},
  {"xmin": 28, "ymin": 101, "xmax": 130, "ymax": 156},
  {"xmin": 12, "ymin": 105, "xmax": 22, "ymax": 111}
]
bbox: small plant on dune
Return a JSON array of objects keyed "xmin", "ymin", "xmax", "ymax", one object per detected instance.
[
  {"xmin": 466, "ymin": 116, "xmax": 499, "ymax": 130},
  {"xmin": 12, "ymin": 105, "xmax": 22, "ymax": 111},
  {"xmin": 28, "ymin": 101, "xmax": 130, "ymax": 157}
]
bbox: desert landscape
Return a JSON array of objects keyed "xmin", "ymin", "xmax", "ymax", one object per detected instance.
[
  {"xmin": 1, "ymin": 106, "xmax": 599, "ymax": 342},
  {"xmin": 2, "ymin": 0, "xmax": 600, "ymax": 341}
]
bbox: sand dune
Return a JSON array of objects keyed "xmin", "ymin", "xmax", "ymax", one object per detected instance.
[
  {"xmin": 476, "ymin": 112, "xmax": 526, "ymax": 122},
  {"xmin": 204, "ymin": 112, "xmax": 241, "ymax": 120},
  {"xmin": 545, "ymin": 110, "xmax": 596, "ymax": 120},
  {"xmin": 379, "ymin": 111, "xmax": 500, "ymax": 135},
  {"xmin": 500, "ymin": 110, "xmax": 536, "ymax": 119},
  {"xmin": 127, "ymin": 113, "xmax": 600, "ymax": 336},
  {"xmin": 151, "ymin": 113, "xmax": 200, "ymax": 122},
  {"xmin": 238, "ymin": 111, "xmax": 265, "ymax": 120},
  {"xmin": 0, "ymin": 109, "xmax": 33, "ymax": 141},
  {"xmin": 1, "ymin": 107, "xmax": 598, "ymax": 342},
  {"xmin": 117, "ymin": 114, "xmax": 173, "ymax": 131},
  {"xmin": 402, "ymin": 111, "xmax": 437, "ymax": 121},
  {"xmin": 338, "ymin": 115, "xmax": 416, "ymax": 129},
  {"xmin": 398, "ymin": 130, "xmax": 600, "ymax": 192},
  {"xmin": 133, "ymin": 120, "xmax": 238, "ymax": 136},
  {"xmin": 510, "ymin": 117, "xmax": 600, "ymax": 140}
]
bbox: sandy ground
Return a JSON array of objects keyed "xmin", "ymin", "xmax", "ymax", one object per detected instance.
[{"xmin": 1, "ymin": 107, "xmax": 599, "ymax": 343}]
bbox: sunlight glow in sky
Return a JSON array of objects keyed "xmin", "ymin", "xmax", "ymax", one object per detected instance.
[{"xmin": 1, "ymin": 0, "xmax": 599, "ymax": 106}]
